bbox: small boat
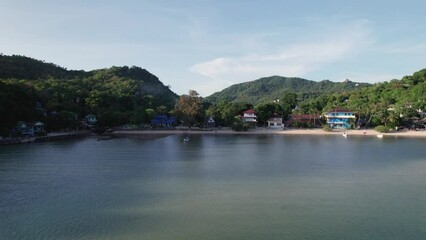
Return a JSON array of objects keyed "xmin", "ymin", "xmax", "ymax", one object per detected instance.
[
  {"xmin": 183, "ymin": 136, "xmax": 190, "ymax": 143},
  {"xmin": 342, "ymin": 132, "xmax": 348, "ymax": 138},
  {"xmin": 377, "ymin": 133, "xmax": 383, "ymax": 138}
]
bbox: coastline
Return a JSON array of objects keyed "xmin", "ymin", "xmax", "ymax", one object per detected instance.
[
  {"xmin": 111, "ymin": 128, "xmax": 426, "ymax": 138},
  {"xmin": 0, "ymin": 131, "xmax": 90, "ymax": 146}
]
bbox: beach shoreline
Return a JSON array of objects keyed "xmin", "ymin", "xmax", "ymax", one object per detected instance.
[{"xmin": 111, "ymin": 128, "xmax": 426, "ymax": 138}]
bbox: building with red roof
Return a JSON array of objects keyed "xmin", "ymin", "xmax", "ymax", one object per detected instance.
[
  {"xmin": 286, "ymin": 114, "xmax": 321, "ymax": 128},
  {"xmin": 242, "ymin": 109, "xmax": 257, "ymax": 125}
]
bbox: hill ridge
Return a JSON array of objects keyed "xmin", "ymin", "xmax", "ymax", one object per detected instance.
[{"xmin": 205, "ymin": 75, "xmax": 370, "ymax": 105}]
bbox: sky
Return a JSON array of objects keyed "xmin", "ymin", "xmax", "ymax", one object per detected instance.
[{"xmin": 1, "ymin": 0, "xmax": 426, "ymax": 97}]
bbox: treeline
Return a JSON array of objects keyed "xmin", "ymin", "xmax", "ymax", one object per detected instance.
[
  {"xmin": 205, "ymin": 75, "xmax": 371, "ymax": 105},
  {"xmin": 193, "ymin": 69, "xmax": 426, "ymax": 129},
  {"xmin": 0, "ymin": 54, "xmax": 87, "ymax": 79},
  {"xmin": 299, "ymin": 69, "xmax": 426, "ymax": 128},
  {"xmin": 0, "ymin": 55, "xmax": 177, "ymax": 136},
  {"xmin": 1, "ymin": 54, "xmax": 425, "ymax": 136}
]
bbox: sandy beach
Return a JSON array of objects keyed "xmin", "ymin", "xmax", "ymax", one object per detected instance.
[{"xmin": 112, "ymin": 128, "xmax": 426, "ymax": 138}]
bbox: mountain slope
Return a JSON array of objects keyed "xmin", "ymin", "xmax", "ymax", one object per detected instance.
[
  {"xmin": 0, "ymin": 54, "xmax": 87, "ymax": 79},
  {"xmin": 0, "ymin": 54, "xmax": 178, "ymax": 131},
  {"xmin": 204, "ymin": 76, "xmax": 370, "ymax": 105},
  {"xmin": 0, "ymin": 54, "xmax": 178, "ymax": 106}
]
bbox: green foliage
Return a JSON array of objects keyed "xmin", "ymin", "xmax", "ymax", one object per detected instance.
[
  {"xmin": 206, "ymin": 101, "xmax": 249, "ymax": 127},
  {"xmin": 0, "ymin": 54, "xmax": 87, "ymax": 80},
  {"xmin": 292, "ymin": 121, "xmax": 304, "ymax": 128},
  {"xmin": 0, "ymin": 55, "xmax": 178, "ymax": 135},
  {"xmin": 204, "ymin": 68, "xmax": 426, "ymax": 128},
  {"xmin": 2, "ymin": 54, "xmax": 426, "ymax": 134},
  {"xmin": 374, "ymin": 125, "xmax": 388, "ymax": 133},
  {"xmin": 231, "ymin": 117, "xmax": 250, "ymax": 131},
  {"xmin": 281, "ymin": 91, "xmax": 298, "ymax": 120},
  {"xmin": 255, "ymin": 103, "xmax": 282, "ymax": 126},
  {"xmin": 322, "ymin": 124, "xmax": 332, "ymax": 132},
  {"xmin": 174, "ymin": 90, "xmax": 203, "ymax": 127},
  {"xmin": 204, "ymin": 76, "xmax": 370, "ymax": 105},
  {"xmin": 0, "ymin": 81, "xmax": 39, "ymax": 135}
]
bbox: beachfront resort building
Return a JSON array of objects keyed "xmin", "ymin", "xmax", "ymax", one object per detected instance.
[
  {"xmin": 324, "ymin": 108, "xmax": 356, "ymax": 129},
  {"xmin": 267, "ymin": 113, "xmax": 283, "ymax": 128},
  {"xmin": 242, "ymin": 109, "xmax": 257, "ymax": 126}
]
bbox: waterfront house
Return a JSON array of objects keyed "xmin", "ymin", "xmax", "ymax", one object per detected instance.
[
  {"xmin": 324, "ymin": 108, "xmax": 356, "ymax": 129},
  {"xmin": 242, "ymin": 109, "xmax": 257, "ymax": 126},
  {"xmin": 206, "ymin": 116, "xmax": 215, "ymax": 128},
  {"xmin": 286, "ymin": 114, "xmax": 321, "ymax": 128},
  {"xmin": 16, "ymin": 121, "xmax": 45, "ymax": 136},
  {"xmin": 267, "ymin": 113, "xmax": 283, "ymax": 128},
  {"xmin": 84, "ymin": 114, "xmax": 97, "ymax": 126},
  {"xmin": 33, "ymin": 122, "xmax": 45, "ymax": 134}
]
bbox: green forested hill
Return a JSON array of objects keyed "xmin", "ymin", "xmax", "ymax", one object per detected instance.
[
  {"xmin": 0, "ymin": 55, "xmax": 178, "ymax": 134},
  {"xmin": 204, "ymin": 76, "xmax": 370, "ymax": 105},
  {"xmin": 203, "ymin": 70, "xmax": 426, "ymax": 128},
  {"xmin": 0, "ymin": 55, "xmax": 177, "ymax": 99},
  {"xmin": 0, "ymin": 54, "xmax": 87, "ymax": 79}
]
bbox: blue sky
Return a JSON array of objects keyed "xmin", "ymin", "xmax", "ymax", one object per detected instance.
[{"xmin": 1, "ymin": 0, "xmax": 426, "ymax": 96}]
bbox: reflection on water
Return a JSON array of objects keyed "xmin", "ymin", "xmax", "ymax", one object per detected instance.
[{"xmin": 1, "ymin": 135, "xmax": 426, "ymax": 239}]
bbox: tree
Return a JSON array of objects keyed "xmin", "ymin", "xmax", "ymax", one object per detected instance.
[
  {"xmin": 255, "ymin": 103, "xmax": 282, "ymax": 126},
  {"xmin": 281, "ymin": 91, "xmax": 298, "ymax": 120},
  {"xmin": 145, "ymin": 108, "xmax": 156, "ymax": 120},
  {"xmin": 174, "ymin": 90, "xmax": 203, "ymax": 126}
]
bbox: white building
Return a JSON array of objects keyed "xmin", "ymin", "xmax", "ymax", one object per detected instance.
[
  {"xmin": 242, "ymin": 109, "xmax": 257, "ymax": 125},
  {"xmin": 267, "ymin": 114, "xmax": 283, "ymax": 128}
]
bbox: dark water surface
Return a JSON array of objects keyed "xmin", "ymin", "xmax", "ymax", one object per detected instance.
[{"xmin": 1, "ymin": 135, "xmax": 426, "ymax": 239}]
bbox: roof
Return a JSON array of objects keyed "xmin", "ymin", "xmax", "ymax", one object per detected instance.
[
  {"xmin": 326, "ymin": 108, "xmax": 353, "ymax": 113},
  {"xmin": 243, "ymin": 109, "xmax": 256, "ymax": 114},
  {"xmin": 34, "ymin": 122, "xmax": 44, "ymax": 126}
]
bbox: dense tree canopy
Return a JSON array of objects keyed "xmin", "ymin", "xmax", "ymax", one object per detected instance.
[
  {"xmin": 204, "ymin": 76, "xmax": 370, "ymax": 105},
  {"xmin": 0, "ymin": 55, "xmax": 177, "ymax": 135},
  {"xmin": 174, "ymin": 90, "xmax": 203, "ymax": 126},
  {"xmin": 1, "ymin": 54, "xmax": 425, "ymax": 135},
  {"xmin": 204, "ymin": 69, "xmax": 426, "ymax": 129}
]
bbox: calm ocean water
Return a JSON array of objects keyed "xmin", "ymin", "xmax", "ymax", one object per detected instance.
[{"xmin": 1, "ymin": 134, "xmax": 426, "ymax": 239}]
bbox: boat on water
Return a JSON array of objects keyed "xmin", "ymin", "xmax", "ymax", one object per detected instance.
[
  {"xmin": 377, "ymin": 133, "xmax": 384, "ymax": 138},
  {"xmin": 183, "ymin": 136, "xmax": 190, "ymax": 143},
  {"xmin": 343, "ymin": 132, "xmax": 348, "ymax": 138}
]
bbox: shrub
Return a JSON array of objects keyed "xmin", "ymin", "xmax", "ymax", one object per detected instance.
[
  {"xmin": 293, "ymin": 121, "xmax": 307, "ymax": 128},
  {"xmin": 374, "ymin": 125, "xmax": 388, "ymax": 133},
  {"xmin": 232, "ymin": 121, "xmax": 250, "ymax": 131},
  {"xmin": 232, "ymin": 121, "xmax": 244, "ymax": 131},
  {"xmin": 242, "ymin": 123, "xmax": 250, "ymax": 131},
  {"xmin": 322, "ymin": 124, "xmax": 332, "ymax": 132}
]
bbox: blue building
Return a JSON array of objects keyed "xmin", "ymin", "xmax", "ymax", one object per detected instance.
[
  {"xmin": 151, "ymin": 115, "xmax": 177, "ymax": 128},
  {"xmin": 324, "ymin": 108, "xmax": 356, "ymax": 129}
]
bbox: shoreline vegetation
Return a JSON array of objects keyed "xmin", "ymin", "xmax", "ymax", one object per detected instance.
[
  {"xmin": 1, "ymin": 55, "xmax": 425, "ymax": 140},
  {"xmin": 111, "ymin": 128, "xmax": 426, "ymax": 138}
]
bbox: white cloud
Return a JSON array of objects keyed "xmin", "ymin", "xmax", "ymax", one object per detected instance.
[{"xmin": 190, "ymin": 20, "xmax": 374, "ymax": 95}]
